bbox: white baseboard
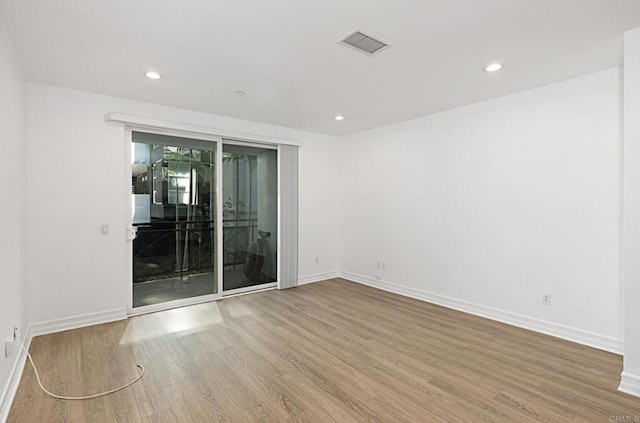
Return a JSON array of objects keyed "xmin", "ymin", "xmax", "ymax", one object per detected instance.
[
  {"xmin": 340, "ymin": 271, "xmax": 624, "ymax": 355},
  {"xmin": 28, "ymin": 308, "xmax": 127, "ymax": 338},
  {"xmin": 298, "ymin": 271, "xmax": 340, "ymax": 286},
  {"xmin": 0, "ymin": 328, "xmax": 32, "ymax": 423},
  {"xmin": 619, "ymin": 372, "xmax": 640, "ymax": 398}
]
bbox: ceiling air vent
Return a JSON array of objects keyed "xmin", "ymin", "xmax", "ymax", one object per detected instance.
[{"xmin": 338, "ymin": 29, "xmax": 391, "ymax": 56}]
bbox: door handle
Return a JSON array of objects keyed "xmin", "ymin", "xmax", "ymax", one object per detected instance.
[{"xmin": 126, "ymin": 226, "xmax": 138, "ymax": 241}]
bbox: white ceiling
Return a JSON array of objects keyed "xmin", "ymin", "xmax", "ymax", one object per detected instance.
[{"xmin": 1, "ymin": 0, "xmax": 639, "ymax": 136}]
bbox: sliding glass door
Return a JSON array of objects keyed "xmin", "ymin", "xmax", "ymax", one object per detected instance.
[
  {"xmin": 129, "ymin": 132, "xmax": 278, "ymax": 311},
  {"xmin": 222, "ymin": 144, "xmax": 278, "ymax": 292},
  {"xmin": 131, "ymin": 132, "xmax": 217, "ymax": 308}
]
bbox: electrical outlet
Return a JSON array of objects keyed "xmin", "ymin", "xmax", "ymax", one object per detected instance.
[
  {"xmin": 543, "ymin": 294, "xmax": 551, "ymax": 305},
  {"xmin": 315, "ymin": 257, "xmax": 319, "ymax": 264},
  {"xmin": 5, "ymin": 337, "xmax": 14, "ymax": 358},
  {"xmin": 375, "ymin": 275, "xmax": 382, "ymax": 281}
]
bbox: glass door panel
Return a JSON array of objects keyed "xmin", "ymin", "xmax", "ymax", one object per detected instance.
[
  {"xmin": 131, "ymin": 133, "xmax": 217, "ymax": 308},
  {"xmin": 222, "ymin": 145, "xmax": 278, "ymax": 291}
]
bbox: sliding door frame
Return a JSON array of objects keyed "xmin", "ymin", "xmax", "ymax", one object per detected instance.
[
  {"xmin": 124, "ymin": 126, "xmax": 281, "ymax": 316},
  {"xmin": 220, "ymin": 138, "xmax": 279, "ymax": 295},
  {"xmin": 125, "ymin": 126, "xmax": 223, "ymax": 316}
]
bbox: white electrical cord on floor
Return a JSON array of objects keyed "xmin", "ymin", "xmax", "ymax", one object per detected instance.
[{"xmin": 18, "ymin": 341, "xmax": 145, "ymax": 400}]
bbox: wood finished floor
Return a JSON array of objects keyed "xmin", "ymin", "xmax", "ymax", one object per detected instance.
[{"xmin": 8, "ymin": 278, "xmax": 640, "ymax": 422}]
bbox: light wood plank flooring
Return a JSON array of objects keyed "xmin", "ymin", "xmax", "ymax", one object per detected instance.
[{"xmin": 8, "ymin": 278, "xmax": 640, "ymax": 422}]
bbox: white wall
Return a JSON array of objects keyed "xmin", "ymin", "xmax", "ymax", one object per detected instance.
[
  {"xmin": 621, "ymin": 28, "xmax": 640, "ymax": 396},
  {"xmin": 26, "ymin": 83, "xmax": 341, "ymax": 324},
  {"xmin": 0, "ymin": 12, "xmax": 27, "ymax": 418},
  {"xmin": 340, "ymin": 68, "xmax": 623, "ymax": 351}
]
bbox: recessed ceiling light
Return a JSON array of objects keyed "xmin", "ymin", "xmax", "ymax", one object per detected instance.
[
  {"xmin": 334, "ymin": 115, "xmax": 345, "ymax": 121},
  {"xmin": 145, "ymin": 71, "xmax": 162, "ymax": 80},
  {"xmin": 236, "ymin": 90, "xmax": 246, "ymax": 97},
  {"xmin": 485, "ymin": 63, "xmax": 503, "ymax": 72}
]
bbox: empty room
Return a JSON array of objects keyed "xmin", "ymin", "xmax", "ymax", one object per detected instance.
[{"xmin": 2, "ymin": 1, "xmax": 640, "ymax": 422}]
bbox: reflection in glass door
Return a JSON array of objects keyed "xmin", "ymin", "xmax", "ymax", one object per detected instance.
[
  {"xmin": 131, "ymin": 132, "xmax": 217, "ymax": 308},
  {"xmin": 222, "ymin": 144, "xmax": 278, "ymax": 292}
]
